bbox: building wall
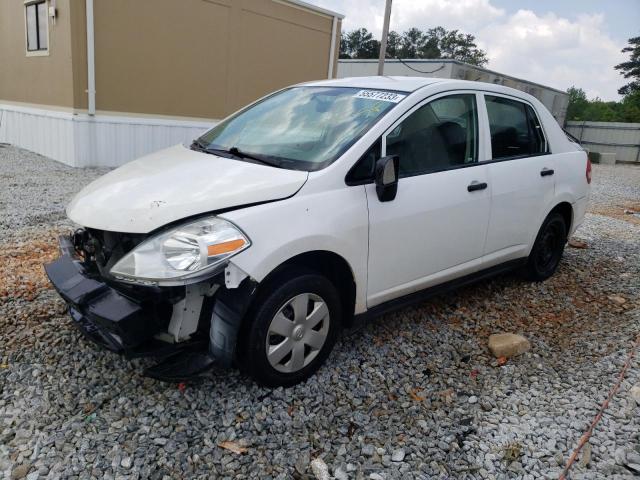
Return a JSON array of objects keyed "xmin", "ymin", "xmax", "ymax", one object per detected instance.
[
  {"xmin": 0, "ymin": 0, "xmax": 76, "ymax": 108},
  {"xmin": 565, "ymin": 121, "xmax": 640, "ymax": 163},
  {"xmin": 1, "ymin": 0, "xmax": 340, "ymax": 118},
  {"xmin": 88, "ymin": 0, "xmax": 340, "ymax": 119},
  {"xmin": 1, "ymin": 0, "xmax": 342, "ymax": 167}
]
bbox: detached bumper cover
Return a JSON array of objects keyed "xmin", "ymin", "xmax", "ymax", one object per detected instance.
[{"xmin": 44, "ymin": 236, "xmax": 161, "ymax": 353}]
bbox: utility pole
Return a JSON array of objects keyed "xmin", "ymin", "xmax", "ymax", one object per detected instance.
[{"xmin": 377, "ymin": 0, "xmax": 392, "ymax": 76}]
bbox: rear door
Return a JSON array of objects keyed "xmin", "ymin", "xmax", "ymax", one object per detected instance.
[
  {"xmin": 482, "ymin": 94, "xmax": 554, "ymax": 265},
  {"xmin": 365, "ymin": 92, "xmax": 492, "ymax": 307}
]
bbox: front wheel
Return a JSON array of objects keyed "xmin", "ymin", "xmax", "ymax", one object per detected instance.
[
  {"xmin": 239, "ymin": 268, "xmax": 341, "ymax": 387},
  {"xmin": 524, "ymin": 212, "xmax": 567, "ymax": 281}
]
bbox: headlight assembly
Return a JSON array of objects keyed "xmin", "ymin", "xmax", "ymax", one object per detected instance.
[{"xmin": 110, "ymin": 217, "xmax": 250, "ymax": 285}]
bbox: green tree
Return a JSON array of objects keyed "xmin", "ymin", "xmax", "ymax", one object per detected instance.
[
  {"xmin": 618, "ymin": 90, "xmax": 640, "ymax": 122},
  {"xmin": 339, "ymin": 32, "xmax": 350, "ymax": 59},
  {"xmin": 340, "ymin": 28, "xmax": 380, "ymax": 59},
  {"xmin": 614, "ymin": 36, "xmax": 640, "ymax": 96},
  {"xmin": 399, "ymin": 27, "xmax": 427, "ymax": 58},
  {"xmin": 386, "ymin": 31, "xmax": 402, "ymax": 59},
  {"xmin": 422, "ymin": 27, "xmax": 488, "ymax": 66},
  {"xmin": 339, "ymin": 26, "xmax": 488, "ymax": 66},
  {"xmin": 566, "ymin": 86, "xmax": 640, "ymax": 123},
  {"xmin": 566, "ymin": 86, "xmax": 589, "ymax": 120}
]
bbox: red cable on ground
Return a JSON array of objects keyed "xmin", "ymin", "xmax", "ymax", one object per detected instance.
[{"xmin": 559, "ymin": 333, "xmax": 640, "ymax": 480}]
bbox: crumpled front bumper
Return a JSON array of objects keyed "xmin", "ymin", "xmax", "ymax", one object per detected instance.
[{"xmin": 44, "ymin": 235, "xmax": 166, "ymax": 354}]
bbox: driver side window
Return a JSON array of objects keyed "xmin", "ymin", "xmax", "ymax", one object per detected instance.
[{"xmin": 386, "ymin": 94, "xmax": 478, "ymax": 177}]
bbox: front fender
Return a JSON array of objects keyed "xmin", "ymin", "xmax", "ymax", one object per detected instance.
[{"xmin": 219, "ymin": 186, "xmax": 369, "ymax": 314}]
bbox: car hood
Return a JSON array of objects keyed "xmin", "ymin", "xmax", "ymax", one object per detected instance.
[{"xmin": 67, "ymin": 144, "xmax": 308, "ymax": 233}]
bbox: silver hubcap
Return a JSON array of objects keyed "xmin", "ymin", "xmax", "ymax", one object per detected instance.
[{"xmin": 266, "ymin": 293, "xmax": 330, "ymax": 373}]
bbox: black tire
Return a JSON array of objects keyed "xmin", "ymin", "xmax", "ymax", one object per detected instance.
[
  {"xmin": 524, "ymin": 212, "xmax": 567, "ymax": 281},
  {"xmin": 238, "ymin": 267, "xmax": 341, "ymax": 387}
]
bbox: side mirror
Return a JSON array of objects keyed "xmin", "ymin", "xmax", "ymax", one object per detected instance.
[{"xmin": 375, "ymin": 155, "xmax": 399, "ymax": 202}]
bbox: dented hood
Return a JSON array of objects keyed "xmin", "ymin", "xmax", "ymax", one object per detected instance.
[{"xmin": 67, "ymin": 144, "xmax": 308, "ymax": 233}]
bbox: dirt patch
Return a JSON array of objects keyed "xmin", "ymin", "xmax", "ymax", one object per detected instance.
[
  {"xmin": 589, "ymin": 201, "xmax": 640, "ymax": 226},
  {"xmin": 0, "ymin": 230, "xmax": 72, "ymax": 356},
  {"xmin": 0, "ymin": 232, "xmax": 63, "ymax": 302},
  {"xmin": 374, "ymin": 252, "xmax": 638, "ymax": 361}
]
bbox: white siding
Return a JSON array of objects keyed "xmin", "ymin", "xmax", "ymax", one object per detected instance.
[
  {"xmin": 0, "ymin": 103, "xmax": 215, "ymax": 167},
  {"xmin": 0, "ymin": 106, "xmax": 75, "ymax": 163}
]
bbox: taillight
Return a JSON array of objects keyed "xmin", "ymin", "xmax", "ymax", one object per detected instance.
[{"xmin": 586, "ymin": 158, "xmax": 592, "ymax": 184}]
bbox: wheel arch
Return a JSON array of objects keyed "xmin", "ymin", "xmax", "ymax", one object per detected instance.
[
  {"xmin": 257, "ymin": 250, "xmax": 358, "ymax": 328},
  {"xmin": 211, "ymin": 250, "xmax": 359, "ymax": 367},
  {"xmin": 548, "ymin": 201, "xmax": 573, "ymax": 234}
]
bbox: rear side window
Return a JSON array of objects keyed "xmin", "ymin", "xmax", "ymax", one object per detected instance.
[{"xmin": 485, "ymin": 96, "xmax": 547, "ymax": 159}]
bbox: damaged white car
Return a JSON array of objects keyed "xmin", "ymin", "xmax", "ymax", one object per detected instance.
[{"xmin": 45, "ymin": 76, "xmax": 590, "ymax": 387}]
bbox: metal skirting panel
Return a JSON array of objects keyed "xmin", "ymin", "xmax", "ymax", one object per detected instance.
[
  {"xmin": 565, "ymin": 121, "xmax": 640, "ymax": 163},
  {"xmin": 0, "ymin": 106, "xmax": 76, "ymax": 164},
  {"xmin": 0, "ymin": 103, "xmax": 215, "ymax": 167}
]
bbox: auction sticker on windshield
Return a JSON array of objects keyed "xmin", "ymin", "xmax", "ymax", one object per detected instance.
[{"xmin": 353, "ymin": 90, "xmax": 406, "ymax": 103}]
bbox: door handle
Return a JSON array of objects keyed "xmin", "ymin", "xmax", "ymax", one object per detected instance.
[
  {"xmin": 540, "ymin": 168, "xmax": 554, "ymax": 177},
  {"xmin": 467, "ymin": 181, "xmax": 488, "ymax": 192}
]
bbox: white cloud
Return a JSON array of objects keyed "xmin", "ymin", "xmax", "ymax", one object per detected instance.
[
  {"xmin": 315, "ymin": 0, "xmax": 627, "ymax": 100},
  {"xmin": 478, "ymin": 11, "xmax": 626, "ymax": 99},
  {"xmin": 389, "ymin": 0, "xmax": 505, "ymax": 34}
]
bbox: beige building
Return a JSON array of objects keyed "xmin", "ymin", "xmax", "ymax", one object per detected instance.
[{"xmin": 0, "ymin": 0, "xmax": 343, "ymax": 166}]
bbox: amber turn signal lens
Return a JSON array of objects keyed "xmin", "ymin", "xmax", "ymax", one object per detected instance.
[{"xmin": 207, "ymin": 239, "xmax": 246, "ymax": 256}]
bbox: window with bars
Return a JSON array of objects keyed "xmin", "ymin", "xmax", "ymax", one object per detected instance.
[{"xmin": 25, "ymin": 1, "xmax": 48, "ymax": 53}]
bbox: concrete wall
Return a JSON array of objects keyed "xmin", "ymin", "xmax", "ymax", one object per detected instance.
[
  {"xmin": 0, "ymin": 0, "xmax": 76, "ymax": 108},
  {"xmin": 337, "ymin": 59, "xmax": 570, "ymax": 126},
  {"xmin": 566, "ymin": 121, "xmax": 640, "ymax": 163}
]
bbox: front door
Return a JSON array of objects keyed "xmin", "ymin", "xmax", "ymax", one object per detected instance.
[{"xmin": 365, "ymin": 92, "xmax": 491, "ymax": 307}]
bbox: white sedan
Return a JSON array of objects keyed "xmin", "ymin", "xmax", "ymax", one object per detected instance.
[{"xmin": 45, "ymin": 76, "xmax": 590, "ymax": 387}]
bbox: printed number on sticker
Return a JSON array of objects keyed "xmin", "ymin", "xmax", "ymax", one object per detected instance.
[{"xmin": 353, "ymin": 90, "xmax": 406, "ymax": 103}]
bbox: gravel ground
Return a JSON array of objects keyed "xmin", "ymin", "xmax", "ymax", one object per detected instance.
[{"xmin": 1, "ymin": 146, "xmax": 639, "ymax": 480}]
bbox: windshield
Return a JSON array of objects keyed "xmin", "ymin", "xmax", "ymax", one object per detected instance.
[{"xmin": 195, "ymin": 86, "xmax": 405, "ymax": 171}]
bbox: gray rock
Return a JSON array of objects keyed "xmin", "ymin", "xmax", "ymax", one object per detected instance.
[
  {"xmin": 362, "ymin": 445, "xmax": 375, "ymax": 456},
  {"xmin": 615, "ymin": 447, "xmax": 627, "ymax": 465},
  {"xmin": 333, "ymin": 466, "xmax": 349, "ymax": 480},
  {"xmin": 627, "ymin": 451, "xmax": 640, "ymax": 465},
  {"xmin": 391, "ymin": 449, "xmax": 405, "ymax": 462}
]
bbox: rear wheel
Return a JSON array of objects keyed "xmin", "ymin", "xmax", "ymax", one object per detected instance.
[
  {"xmin": 239, "ymin": 268, "xmax": 341, "ymax": 387},
  {"xmin": 524, "ymin": 212, "xmax": 567, "ymax": 281}
]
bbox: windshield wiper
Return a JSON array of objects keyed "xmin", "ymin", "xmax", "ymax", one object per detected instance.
[{"xmin": 211, "ymin": 146, "xmax": 284, "ymax": 168}]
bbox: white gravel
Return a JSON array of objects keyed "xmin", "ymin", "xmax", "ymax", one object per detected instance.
[{"xmin": 1, "ymin": 146, "xmax": 639, "ymax": 479}]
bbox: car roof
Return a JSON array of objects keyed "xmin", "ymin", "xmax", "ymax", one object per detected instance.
[
  {"xmin": 301, "ymin": 76, "xmax": 445, "ymax": 92},
  {"xmin": 300, "ymin": 76, "xmax": 537, "ymax": 101}
]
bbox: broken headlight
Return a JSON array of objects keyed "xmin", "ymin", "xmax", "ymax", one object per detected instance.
[{"xmin": 110, "ymin": 216, "xmax": 250, "ymax": 285}]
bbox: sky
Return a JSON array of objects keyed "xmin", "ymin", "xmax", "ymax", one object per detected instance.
[{"xmin": 313, "ymin": 0, "xmax": 640, "ymax": 100}]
